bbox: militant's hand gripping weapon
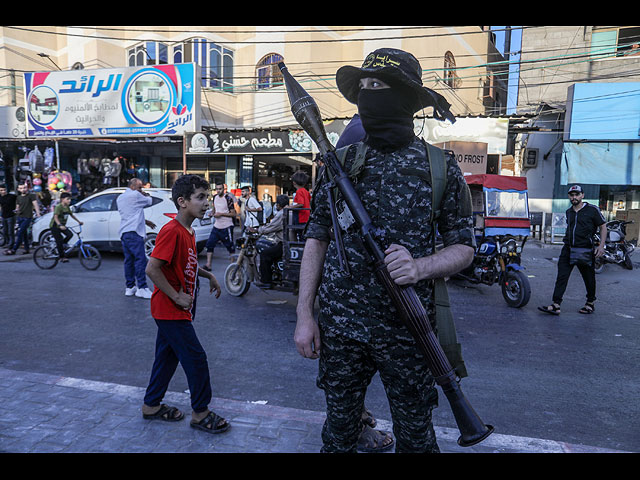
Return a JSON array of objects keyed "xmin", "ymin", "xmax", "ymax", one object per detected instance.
[{"xmin": 279, "ymin": 62, "xmax": 494, "ymax": 447}]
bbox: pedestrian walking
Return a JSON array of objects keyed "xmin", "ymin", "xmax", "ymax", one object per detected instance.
[
  {"xmin": 241, "ymin": 186, "xmax": 262, "ymax": 231},
  {"xmin": 116, "ymin": 178, "xmax": 156, "ymax": 299},
  {"xmin": 142, "ymin": 174, "xmax": 230, "ymax": 435},
  {"xmin": 538, "ymin": 185, "xmax": 607, "ymax": 315},
  {"xmin": 4, "ymin": 183, "xmax": 40, "ymax": 255},
  {"xmin": 49, "ymin": 192, "xmax": 83, "ymax": 262},
  {"xmin": 202, "ymin": 183, "xmax": 236, "ymax": 271},
  {"xmin": 294, "ymin": 48, "xmax": 474, "ymax": 453},
  {"xmin": 0, "ymin": 184, "xmax": 17, "ymax": 249}
]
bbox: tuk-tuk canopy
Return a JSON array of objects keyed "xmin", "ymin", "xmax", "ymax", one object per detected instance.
[{"xmin": 464, "ymin": 174, "xmax": 527, "ymax": 192}]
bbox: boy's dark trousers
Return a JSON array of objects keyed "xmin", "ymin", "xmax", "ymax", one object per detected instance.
[
  {"xmin": 144, "ymin": 318, "xmax": 212, "ymax": 414},
  {"xmin": 552, "ymin": 245, "xmax": 597, "ymax": 304},
  {"xmin": 51, "ymin": 224, "xmax": 73, "ymax": 258}
]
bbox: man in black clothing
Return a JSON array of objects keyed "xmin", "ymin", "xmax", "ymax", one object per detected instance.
[
  {"xmin": 539, "ymin": 185, "xmax": 606, "ymax": 315},
  {"xmin": 0, "ymin": 184, "xmax": 17, "ymax": 248}
]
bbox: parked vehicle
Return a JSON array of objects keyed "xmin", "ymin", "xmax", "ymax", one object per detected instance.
[
  {"xmin": 454, "ymin": 174, "xmax": 532, "ymax": 308},
  {"xmin": 224, "ymin": 207, "xmax": 306, "ymax": 296},
  {"xmin": 31, "ymin": 188, "xmax": 213, "ymax": 258},
  {"xmin": 594, "ymin": 220, "xmax": 635, "ymax": 273}
]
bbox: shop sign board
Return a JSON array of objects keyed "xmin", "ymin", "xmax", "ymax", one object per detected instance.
[
  {"xmin": 418, "ymin": 117, "xmax": 508, "ymax": 155},
  {"xmin": 23, "ymin": 63, "xmax": 200, "ymax": 138},
  {"xmin": 434, "ymin": 141, "xmax": 488, "ymax": 176},
  {"xmin": 186, "ymin": 130, "xmax": 313, "ymax": 155},
  {"xmin": 0, "ymin": 106, "xmax": 26, "ymax": 138}
]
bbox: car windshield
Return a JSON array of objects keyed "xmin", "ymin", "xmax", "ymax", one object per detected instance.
[{"xmin": 485, "ymin": 190, "xmax": 529, "ymax": 218}]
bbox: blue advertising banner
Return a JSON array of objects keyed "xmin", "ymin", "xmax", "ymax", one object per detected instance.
[{"xmin": 23, "ymin": 63, "xmax": 200, "ymax": 138}]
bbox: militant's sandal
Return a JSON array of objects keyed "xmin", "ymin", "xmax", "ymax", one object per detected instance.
[
  {"xmin": 579, "ymin": 302, "xmax": 595, "ymax": 314},
  {"xmin": 357, "ymin": 424, "xmax": 394, "ymax": 453},
  {"xmin": 142, "ymin": 404, "xmax": 185, "ymax": 422},
  {"xmin": 538, "ymin": 303, "xmax": 561, "ymax": 315},
  {"xmin": 190, "ymin": 411, "xmax": 230, "ymax": 435},
  {"xmin": 361, "ymin": 408, "xmax": 377, "ymax": 429}
]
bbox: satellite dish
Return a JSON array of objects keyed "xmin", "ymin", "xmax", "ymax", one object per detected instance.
[{"xmin": 71, "ymin": 62, "xmax": 84, "ymax": 70}]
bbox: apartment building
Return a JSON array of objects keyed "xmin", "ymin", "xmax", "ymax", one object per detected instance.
[
  {"xmin": 0, "ymin": 26, "xmax": 508, "ymax": 198},
  {"xmin": 516, "ymin": 26, "xmax": 640, "ymax": 231}
]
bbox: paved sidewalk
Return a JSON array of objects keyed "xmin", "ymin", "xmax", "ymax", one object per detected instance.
[{"xmin": 0, "ymin": 367, "xmax": 627, "ymax": 453}]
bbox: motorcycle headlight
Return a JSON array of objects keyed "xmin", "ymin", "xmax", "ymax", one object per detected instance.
[
  {"xmin": 516, "ymin": 246, "xmax": 522, "ymax": 253},
  {"xmin": 501, "ymin": 246, "xmax": 507, "ymax": 253}
]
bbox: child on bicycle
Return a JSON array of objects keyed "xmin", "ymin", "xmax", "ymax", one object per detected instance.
[
  {"xmin": 50, "ymin": 192, "xmax": 83, "ymax": 263},
  {"xmin": 141, "ymin": 174, "xmax": 230, "ymax": 435}
]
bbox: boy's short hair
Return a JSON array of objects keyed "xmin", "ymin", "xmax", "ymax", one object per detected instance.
[
  {"xmin": 0, "ymin": 184, "xmax": 7, "ymax": 189},
  {"xmin": 60, "ymin": 192, "xmax": 71, "ymax": 200},
  {"xmin": 291, "ymin": 171, "xmax": 309, "ymax": 186},
  {"xmin": 171, "ymin": 174, "xmax": 210, "ymax": 209}
]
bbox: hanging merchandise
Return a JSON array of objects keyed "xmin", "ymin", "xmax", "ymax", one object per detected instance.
[
  {"xmin": 77, "ymin": 152, "xmax": 90, "ymax": 175},
  {"xmin": 47, "ymin": 170, "xmax": 72, "ymax": 192},
  {"xmin": 28, "ymin": 147, "xmax": 44, "ymax": 173},
  {"xmin": 136, "ymin": 163, "xmax": 149, "ymax": 184},
  {"xmin": 44, "ymin": 147, "xmax": 55, "ymax": 172},
  {"xmin": 33, "ymin": 174, "xmax": 42, "ymax": 192}
]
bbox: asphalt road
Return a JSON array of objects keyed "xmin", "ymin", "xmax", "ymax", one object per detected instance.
[{"xmin": 1, "ymin": 240, "xmax": 638, "ymax": 452}]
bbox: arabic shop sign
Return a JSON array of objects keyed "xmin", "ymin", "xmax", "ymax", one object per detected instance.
[
  {"xmin": 186, "ymin": 130, "xmax": 313, "ymax": 155},
  {"xmin": 23, "ymin": 63, "xmax": 200, "ymax": 138}
]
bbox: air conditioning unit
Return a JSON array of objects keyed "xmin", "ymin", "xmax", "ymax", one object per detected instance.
[{"xmin": 523, "ymin": 148, "xmax": 539, "ymax": 168}]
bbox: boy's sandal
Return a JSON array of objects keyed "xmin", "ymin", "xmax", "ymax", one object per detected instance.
[
  {"xmin": 357, "ymin": 424, "xmax": 395, "ymax": 453},
  {"xmin": 3, "ymin": 249, "xmax": 15, "ymax": 255},
  {"xmin": 538, "ymin": 303, "xmax": 561, "ymax": 315},
  {"xmin": 578, "ymin": 302, "xmax": 595, "ymax": 314},
  {"xmin": 190, "ymin": 411, "xmax": 230, "ymax": 434},
  {"xmin": 142, "ymin": 403, "xmax": 185, "ymax": 422}
]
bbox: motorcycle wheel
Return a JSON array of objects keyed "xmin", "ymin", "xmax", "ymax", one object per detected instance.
[
  {"xmin": 224, "ymin": 263, "xmax": 250, "ymax": 296},
  {"xmin": 624, "ymin": 253, "xmax": 633, "ymax": 270},
  {"xmin": 501, "ymin": 270, "xmax": 531, "ymax": 308},
  {"xmin": 594, "ymin": 256, "xmax": 605, "ymax": 274}
]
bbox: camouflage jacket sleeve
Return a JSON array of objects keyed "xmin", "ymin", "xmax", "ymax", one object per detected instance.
[
  {"xmin": 437, "ymin": 151, "xmax": 476, "ymax": 249},
  {"xmin": 304, "ymin": 168, "xmax": 332, "ymax": 243}
]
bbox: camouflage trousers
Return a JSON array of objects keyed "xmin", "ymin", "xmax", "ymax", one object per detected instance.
[{"xmin": 316, "ymin": 318, "xmax": 440, "ymax": 453}]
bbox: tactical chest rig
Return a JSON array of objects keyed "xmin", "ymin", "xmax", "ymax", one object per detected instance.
[{"xmin": 320, "ymin": 139, "xmax": 467, "ymax": 379}]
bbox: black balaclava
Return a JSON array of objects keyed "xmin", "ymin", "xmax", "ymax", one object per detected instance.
[{"xmin": 357, "ymin": 85, "xmax": 418, "ymax": 152}]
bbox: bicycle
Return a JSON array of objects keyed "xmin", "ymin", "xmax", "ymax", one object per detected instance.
[{"xmin": 33, "ymin": 224, "xmax": 101, "ymax": 270}]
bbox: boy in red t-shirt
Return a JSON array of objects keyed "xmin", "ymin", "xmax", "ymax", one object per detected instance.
[{"xmin": 141, "ymin": 174, "xmax": 230, "ymax": 435}]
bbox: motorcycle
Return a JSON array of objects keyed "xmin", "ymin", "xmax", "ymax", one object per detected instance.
[
  {"xmin": 454, "ymin": 174, "xmax": 532, "ymax": 308},
  {"xmin": 593, "ymin": 220, "xmax": 635, "ymax": 273},
  {"xmin": 223, "ymin": 207, "xmax": 306, "ymax": 296}
]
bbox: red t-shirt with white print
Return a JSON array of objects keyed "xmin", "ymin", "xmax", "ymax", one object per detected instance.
[{"xmin": 150, "ymin": 219, "xmax": 199, "ymax": 321}]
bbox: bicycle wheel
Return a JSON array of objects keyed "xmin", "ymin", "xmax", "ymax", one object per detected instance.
[
  {"xmin": 33, "ymin": 245, "xmax": 59, "ymax": 269},
  {"xmin": 79, "ymin": 244, "xmax": 101, "ymax": 270}
]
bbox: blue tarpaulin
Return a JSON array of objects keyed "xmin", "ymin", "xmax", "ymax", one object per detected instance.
[{"xmin": 561, "ymin": 142, "xmax": 640, "ymax": 185}]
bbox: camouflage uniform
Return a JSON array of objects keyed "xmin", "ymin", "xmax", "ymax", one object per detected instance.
[{"xmin": 305, "ymin": 137, "xmax": 475, "ymax": 453}]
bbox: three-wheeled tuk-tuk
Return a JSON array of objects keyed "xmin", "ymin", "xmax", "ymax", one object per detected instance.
[
  {"xmin": 223, "ymin": 207, "xmax": 308, "ymax": 296},
  {"xmin": 455, "ymin": 174, "xmax": 532, "ymax": 307}
]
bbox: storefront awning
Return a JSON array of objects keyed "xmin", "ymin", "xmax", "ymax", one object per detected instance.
[{"xmin": 561, "ymin": 142, "xmax": 640, "ymax": 185}]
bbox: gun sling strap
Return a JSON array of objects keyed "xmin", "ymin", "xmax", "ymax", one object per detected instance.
[{"xmin": 334, "ymin": 140, "xmax": 468, "ymax": 379}]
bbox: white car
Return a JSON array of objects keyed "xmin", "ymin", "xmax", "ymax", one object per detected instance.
[{"xmin": 31, "ymin": 188, "xmax": 214, "ymax": 257}]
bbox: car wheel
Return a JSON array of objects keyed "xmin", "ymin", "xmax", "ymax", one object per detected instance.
[
  {"xmin": 145, "ymin": 233, "xmax": 157, "ymax": 259},
  {"xmin": 39, "ymin": 230, "xmax": 56, "ymax": 249}
]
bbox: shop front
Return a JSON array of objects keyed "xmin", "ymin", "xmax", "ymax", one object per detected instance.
[{"xmin": 184, "ymin": 130, "xmax": 316, "ymax": 201}]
